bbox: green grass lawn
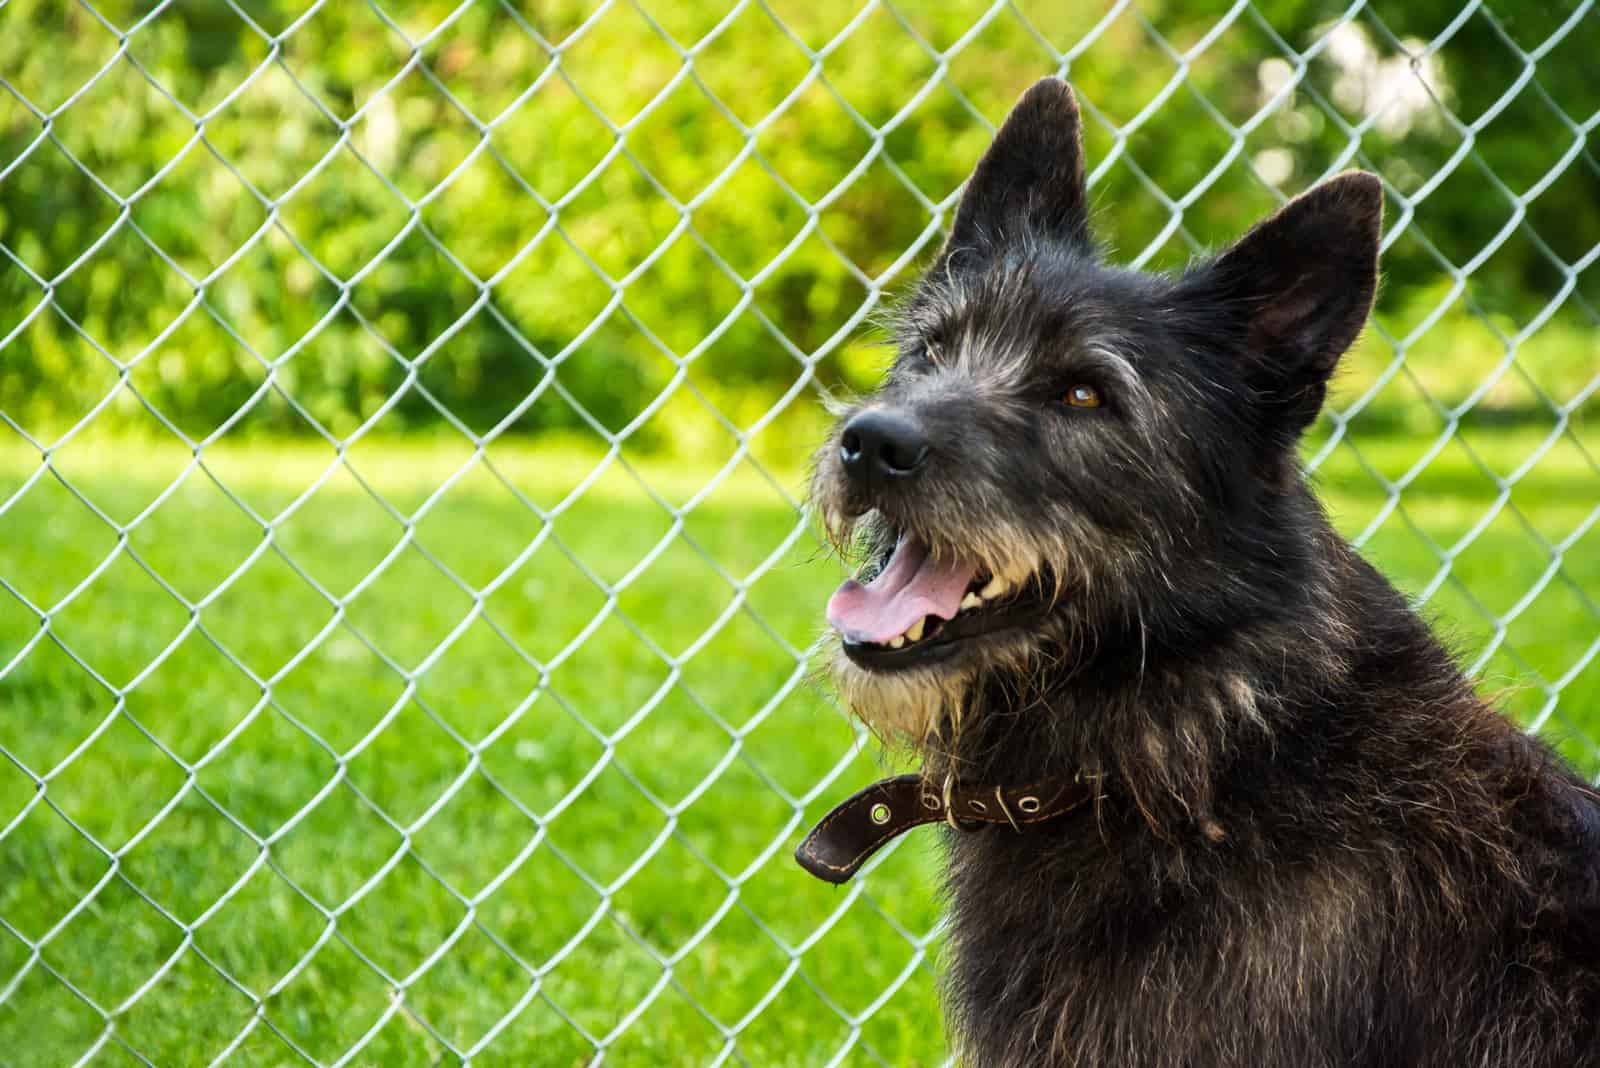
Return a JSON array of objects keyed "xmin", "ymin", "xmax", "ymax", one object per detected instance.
[{"xmin": 0, "ymin": 421, "xmax": 1597, "ymax": 1067}]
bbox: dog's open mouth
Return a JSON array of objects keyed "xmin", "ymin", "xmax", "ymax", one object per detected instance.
[{"xmin": 827, "ymin": 534, "xmax": 1050, "ymax": 671}]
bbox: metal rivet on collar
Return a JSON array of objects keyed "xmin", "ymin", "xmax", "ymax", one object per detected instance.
[
  {"xmin": 968, "ymin": 799, "xmax": 987, "ymax": 813},
  {"xmin": 920, "ymin": 794, "xmax": 939, "ymax": 810},
  {"xmin": 1018, "ymin": 796, "xmax": 1041, "ymax": 813},
  {"xmin": 870, "ymin": 802, "xmax": 891, "ymax": 825}
]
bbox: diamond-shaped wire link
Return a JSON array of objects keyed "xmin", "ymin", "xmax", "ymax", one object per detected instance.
[{"xmin": 0, "ymin": 0, "xmax": 1597, "ymax": 1063}]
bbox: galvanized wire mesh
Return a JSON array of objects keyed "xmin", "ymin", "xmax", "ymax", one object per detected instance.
[{"xmin": 0, "ymin": 0, "xmax": 1597, "ymax": 1064}]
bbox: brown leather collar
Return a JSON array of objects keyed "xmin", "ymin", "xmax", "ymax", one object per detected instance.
[{"xmin": 795, "ymin": 773, "xmax": 1095, "ymax": 884}]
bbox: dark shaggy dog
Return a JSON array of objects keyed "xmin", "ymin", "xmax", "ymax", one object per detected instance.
[{"xmin": 807, "ymin": 79, "xmax": 1600, "ymax": 1067}]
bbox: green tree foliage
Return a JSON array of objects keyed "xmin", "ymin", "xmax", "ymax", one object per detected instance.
[{"xmin": 1, "ymin": 0, "xmax": 1594, "ymax": 446}]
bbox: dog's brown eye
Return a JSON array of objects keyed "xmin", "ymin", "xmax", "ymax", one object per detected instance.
[{"xmin": 1064, "ymin": 384, "xmax": 1102, "ymax": 409}]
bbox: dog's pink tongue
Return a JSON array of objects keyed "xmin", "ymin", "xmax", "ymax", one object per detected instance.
[{"xmin": 827, "ymin": 537, "xmax": 979, "ymax": 644}]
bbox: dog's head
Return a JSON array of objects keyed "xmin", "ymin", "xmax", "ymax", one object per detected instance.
[{"xmin": 810, "ymin": 79, "xmax": 1382, "ymax": 750}]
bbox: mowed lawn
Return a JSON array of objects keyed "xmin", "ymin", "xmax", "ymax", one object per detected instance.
[{"xmin": 1, "ymin": 421, "xmax": 1598, "ymax": 1067}]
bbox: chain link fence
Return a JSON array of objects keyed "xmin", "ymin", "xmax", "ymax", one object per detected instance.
[{"xmin": 1, "ymin": 0, "xmax": 1597, "ymax": 1064}]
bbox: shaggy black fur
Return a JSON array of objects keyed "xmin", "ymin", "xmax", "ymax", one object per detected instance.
[{"xmin": 809, "ymin": 78, "xmax": 1600, "ymax": 1067}]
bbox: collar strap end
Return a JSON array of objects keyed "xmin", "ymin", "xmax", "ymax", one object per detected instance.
[{"xmin": 795, "ymin": 772, "xmax": 1091, "ymax": 884}]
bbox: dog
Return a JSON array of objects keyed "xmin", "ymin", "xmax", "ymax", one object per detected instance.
[{"xmin": 803, "ymin": 78, "xmax": 1600, "ymax": 1067}]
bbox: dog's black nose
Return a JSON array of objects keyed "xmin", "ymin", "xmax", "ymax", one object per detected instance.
[{"xmin": 839, "ymin": 409, "xmax": 928, "ymax": 485}]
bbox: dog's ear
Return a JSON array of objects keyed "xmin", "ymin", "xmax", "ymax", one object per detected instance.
[
  {"xmin": 1198, "ymin": 171, "xmax": 1383, "ymax": 435},
  {"xmin": 944, "ymin": 78, "xmax": 1091, "ymax": 259}
]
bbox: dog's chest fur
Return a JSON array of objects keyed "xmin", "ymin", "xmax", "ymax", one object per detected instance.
[
  {"xmin": 933, "ymin": 556, "xmax": 1600, "ymax": 1067},
  {"xmin": 940, "ymin": 763, "xmax": 1600, "ymax": 1066}
]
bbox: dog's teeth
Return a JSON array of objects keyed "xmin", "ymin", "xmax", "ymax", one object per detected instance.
[
  {"xmin": 980, "ymin": 576, "xmax": 1009, "ymax": 600},
  {"xmin": 888, "ymin": 635, "xmax": 906, "ymax": 649},
  {"xmin": 905, "ymin": 618, "xmax": 925, "ymax": 642},
  {"xmin": 960, "ymin": 592, "xmax": 983, "ymax": 611}
]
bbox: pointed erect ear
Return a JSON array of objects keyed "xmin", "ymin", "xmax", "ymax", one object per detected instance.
[
  {"xmin": 1199, "ymin": 171, "xmax": 1383, "ymax": 432},
  {"xmin": 944, "ymin": 78, "xmax": 1091, "ymax": 258}
]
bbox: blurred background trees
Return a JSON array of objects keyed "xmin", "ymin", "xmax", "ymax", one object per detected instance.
[{"xmin": 1, "ymin": 0, "xmax": 1595, "ymax": 452}]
